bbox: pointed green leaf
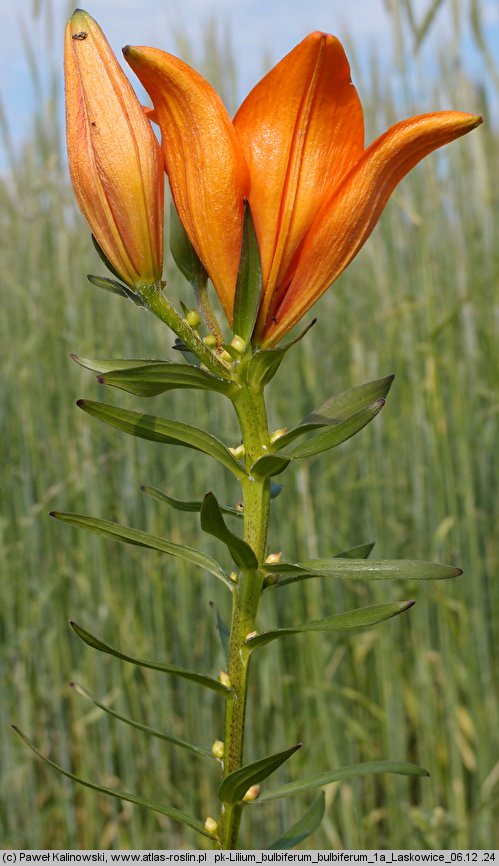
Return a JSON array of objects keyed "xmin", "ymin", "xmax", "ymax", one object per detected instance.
[
  {"xmin": 70, "ymin": 683, "xmax": 215, "ymax": 760},
  {"xmin": 50, "ymin": 511, "xmax": 233, "ymax": 588},
  {"xmin": 172, "ymin": 338, "xmax": 202, "ymax": 368},
  {"xmin": 209, "ymin": 601, "xmax": 230, "ymax": 661},
  {"xmin": 69, "ymin": 622, "xmax": 230, "ymax": 696},
  {"xmin": 244, "ymin": 600, "xmax": 415, "ymax": 650},
  {"xmin": 270, "ymin": 482, "xmax": 284, "ymax": 499},
  {"xmin": 91, "ymin": 234, "xmax": 128, "ymax": 284},
  {"xmin": 233, "ymin": 201, "xmax": 263, "ymax": 344},
  {"xmin": 218, "ymin": 743, "xmax": 302, "ymax": 804},
  {"xmin": 264, "ymin": 558, "xmax": 462, "ymax": 584},
  {"xmin": 141, "ymin": 485, "xmax": 243, "ymax": 519},
  {"xmin": 251, "ymin": 399, "xmax": 386, "ymax": 477},
  {"xmin": 264, "ymin": 543, "xmax": 375, "ymax": 589},
  {"xmin": 255, "ymin": 761, "xmax": 430, "ymax": 802},
  {"xmin": 246, "ymin": 320, "xmax": 316, "ymax": 389},
  {"xmin": 201, "ymin": 493, "xmax": 258, "ymax": 571},
  {"xmin": 77, "ymin": 400, "xmax": 248, "ymax": 480},
  {"xmin": 98, "ymin": 363, "xmax": 236, "ymax": 398},
  {"xmin": 273, "ymin": 375, "xmax": 394, "ymax": 450},
  {"xmin": 169, "ymin": 202, "xmax": 207, "ymax": 287},
  {"xmin": 13, "ymin": 726, "xmax": 212, "ymax": 838},
  {"xmin": 268, "ymin": 792, "xmax": 325, "ymax": 849},
  {"xmin": 70, "ymin": 354, "xmax": 166, "ymax": 374},
  {"xmin": 87, "ymin": 274, "xmax": 139, "ymax": 302},
  {"xmin": 335, "ymin": 542, "xmax": 376, "ymax": 559}
]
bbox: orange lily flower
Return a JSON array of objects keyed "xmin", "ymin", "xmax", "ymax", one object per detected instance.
[
  {"xmin": 65, "ymin": 10, "xmax": 164, "ymax": 291},
  {"xmin": 125, "ymin": 33, "xmax": 481, "ymax": 346}
]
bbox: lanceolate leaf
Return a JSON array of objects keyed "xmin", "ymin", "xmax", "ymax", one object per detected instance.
[
  {"xmin": 70, "ymin": 354, "xmax": 166, "ymax": 374},
  {"xmin": 254, "ymin": 761, "xmax": 430, "ymax": 802},
  {"xmin": 87, "ymin": 274, "xmax": 141, "ymax": 304},
  {"xmin": 233, "ymin": 201, "xmax": 263, "ymax": 344},
  {"xmin": 335, "ymin": 542, "xmax": 376, "ymax": 559},
  {"xmin": 13, "ymin": 726, "xmax": 212, "ymax": 838},
  {"xmin": 50, "ymin": 511, "xmax": 233, "ymax": 588},
  {"xmin": 246, "ymin": 320, "xmax": 316, "ymax": 389},
  {"xmin": 264, "ymin": 542, "xmax": 376, "ymax": 589},
  {"xmin": 244, "ymin": 600, "xmax": 415, "ymax": 650},
  {"xmin": 273, "ymin": 375, "xmax": 395, "ymax": 451},
  {"xmin": 169, "ymin": 202, "xmax": 207, "ymax": 287},
  {"xmin": 70, "ymin": 683, "xmax": 215, "ymax": 760},
  {"xmin": 209, "ymin": 602, "xmax": 230, "ymax": 661},
  {"xmin": 141, "ymin": 485, "xmax": 243, "ymax": 519},
  {"xmin": 76, "ymin": 400, "xmax": 248, "ymax": 480},
  {"xmin": 97, "ymin": 362, "xmax": 237, "ymax": 397},
  {"xmin": 251, "ymin": 399, "xmax": 387, "ymax": 477},
  {"xmin": 263, "ymin": 558, "xmax": 462, "ymax": 587},
  {"xmin": 268, "ymin": 792, "xmax": 325, "ymax": 849},
  {"xmin": 69, "ymin": 622, "xmax": 230, "ymax": 696},
  {"xmin": 200, "ymin": 492, "xmax": 258, "ymax": 571},
  {"xmin": 218, "ymin": 743, "xmax": 302, "ymax": 805}
]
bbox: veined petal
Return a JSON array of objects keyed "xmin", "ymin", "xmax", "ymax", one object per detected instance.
[
  {"xmin": 259, "ymin": 111, "xmax": 482, "ymax": 346},
  {"xmin": 124, "ymin": 46, "xmax": 249, "ymax": 323},
  {"xmin": 234, "ymin": 32, "xmax": 364, "ymax": 329},
  {"xmin": 64, "ymin": 11, "xmax": 164, "ymax": 289}
]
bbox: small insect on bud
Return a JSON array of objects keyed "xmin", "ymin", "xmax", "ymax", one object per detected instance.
[
  {"xmin": 186, "ymin": 309, "xmax": 201, "ymax": 329},
  {"xmin": 212, "ymin": 739, "xmax": 225, "ymax": 759},
  {"xmin": 204, "ymin": 817, "xmax": 218, "ymax": 835},
  {"xmin": 245, "ymin": 631, "xmax": 258, "ymax": 641},
  {"xmin": 243, "ymin": 784, "xmax": 260, "ymax": 802},
  {"xmin": 203, "ymin": 333, "xmax": 217, "ymax": 348},
  {"xmin": 230, "ymin": 334, "xmax": 246, "ymax": 354},
  {"xmin": 265, "ymin": 552, "xmax": 282, "ymax": 564},
  {"xmin": 228, "ymin": 444, "xmax": 245, "ymax": 459},
  {"xmin": 218, "ymin": 671, "xmax": 231, "ymax": 689},
  {"xmin": 270, "ymin": 427, "xmax": 289, "ymax": 444}
]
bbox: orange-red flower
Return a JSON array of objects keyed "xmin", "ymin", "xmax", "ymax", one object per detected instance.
[
  {"xmin": 125, "ymin": 33, "xmax": 481, "ymax": 345},
  {"xmin": 65, "ymin": 10, "xmax": 164, "ymax": 291}
]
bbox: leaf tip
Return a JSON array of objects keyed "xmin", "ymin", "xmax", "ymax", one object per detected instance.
[{"xmin": 76, "ymin": 399, "xmax": 85, "ymax": 408}]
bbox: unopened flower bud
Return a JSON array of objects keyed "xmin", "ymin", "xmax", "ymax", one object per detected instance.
[
  {"xmin": 243, "ymin": 784, "xmax": 260, "ymax": 802},
  {"xmin": 228, "ymin": 444, "xmax": 245, "ymax": 459},
  {"xmin": 265, "ymin": 552, "xmax": 282, "ymax": 564},
  {"xmin": 186, "ymin": 309, "xmax": 201, "ymax": 329},
  {"xmin": 218, "ymin": 671, "xmax": 231, "ymax": 689},
  {"xmin": 212, "ymin": 739, "xmax": 225, "ymax": 759},
  {"xmin": 270, "ymin": 428, "xmax": 289, "ymax": 444},
  {"xmin": 65, "ymin": 11, "xmax": 164, "ymax": 290},
  {"xmin": 204, "ymin": 817, "xmax": 218, "ymax": 835},
  {"xmin": 220, "ymin": 349, "xmax": 233, "ymax": 363},
  {"xmin": 203, "ymin": 334, "xmax": 218, "ymax": 348},
  {"xmin": 230, "ymin": 335, "xmax": 246, "ymax": 354},
  {"xmin": 245, "ymin": 631, "xmax": 258, "ymax": 641}
]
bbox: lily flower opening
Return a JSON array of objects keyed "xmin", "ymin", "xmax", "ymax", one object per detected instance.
[
  {"xmin": 65, "ymin": 10, "xmax": 164, "ymax": 291},
  {"xmin": 125, "ymin": 33, "xmax": 481, "ymax": 346}
]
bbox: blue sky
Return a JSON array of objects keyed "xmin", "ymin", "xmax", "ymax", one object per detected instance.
[{"xmin": 1, "ymin": 0, "xmax": 497, "ymax": 168}]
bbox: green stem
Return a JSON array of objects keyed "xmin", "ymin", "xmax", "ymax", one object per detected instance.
[
  {"xmin": 138, "ymin": 284, "xmax": 230, "ymax": 378},
  {"xmin": 218, "ymin": 381, "xmax": 271, "ymax": 849}
]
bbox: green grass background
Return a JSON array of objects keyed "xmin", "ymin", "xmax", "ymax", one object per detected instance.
[{"xmin": 1, "ymin": 0, "xmax": 498, "ymax": 850}]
